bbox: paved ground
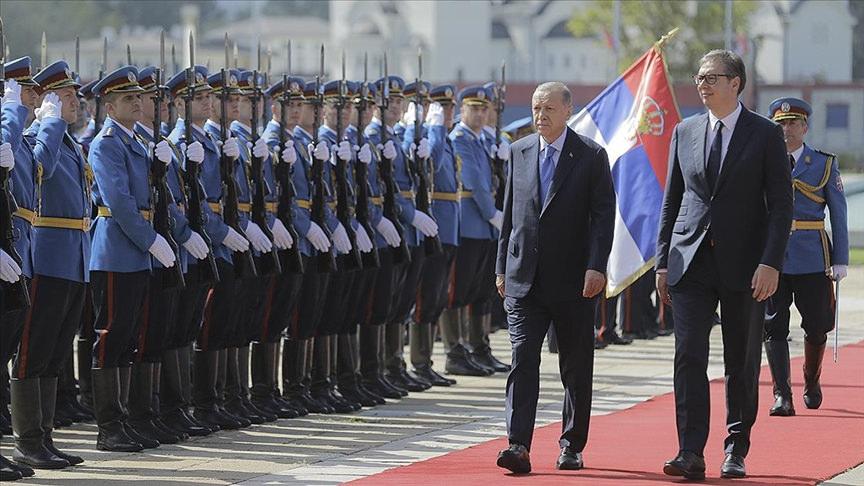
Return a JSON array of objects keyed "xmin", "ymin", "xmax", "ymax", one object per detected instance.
[{"xmin": 4, "ymin": 266, "xmax": 863, "ymax": 485}]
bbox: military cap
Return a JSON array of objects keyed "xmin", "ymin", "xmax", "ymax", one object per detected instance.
[
  {"xmin": 375, "ymin": 75, "xmax": 405, "ymax": 98},
  {"xmin": 429, "ymin": 84, "xmax": 456, "ymax": 105},
  {"xmin": 320, "ymin": 79, "xmax": 350, "ymax": 101},
  {"xmin": 4, "ymin": 56, "xmax": 39, "ymax": 86},
  {"xmin": 403, "ymin": 80, "xmax": 431, "ymax": 100},
  {"xmin": 265, "ymin": 76, "xmax": 305, "ymax": 99},
  {"xmin": 78, "ymin": 78, "xmax": 98, "ymax": 100},
  {"xmin": 483, "ymin": 81, "xmax": 499, "ymax": 103},
  {"xmin": 136, "ymin": 66, "xmax": 161, "ymax": 93},
  {"xmin": 165, "ymin": 65, "xmax": 212, "ymax": 98},
  {"xmin": 236, "ymin": 70, "xmax": 267, "ymax": 93},
  {"xmin": 458, "ymin": 85, "xmax": 489, "ymax": 106},
  {"xmin": 302, "ymin": 79, "xmax": 320, "ymax": 101},
  {"xmin": 769, "ymin": 97, "xmax": 812, "ymax": 122},
  {"xmin": 503, "ymin": 116, "xmax": 532, "ymax": 133},
  {"xmin": 207, "ymin": 68, "xmax": 244, "ymax": 95},
  {"xmin": 352, "ymin": 81, "xmax": 376, "ymax": 104},
  {"xmin": 92, "ymin": 65, "xmax": 145, "ymax": 97},
  {"xmin": 33, "ymin": 60, "xmax": 80, "ymax": 92}
]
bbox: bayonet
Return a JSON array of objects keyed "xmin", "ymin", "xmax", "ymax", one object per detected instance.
[
  {"xmin": 126, "ymin": 44, "xmax": 132, "ymax": 65},
  {"xmin": 40, "ymin": 32, "xmax": 46, "ymax": 70},
  {"xmin": 74, "ymin": 36, "xmax": 80, "ymax": 77},
  {"xmin": 232, "ymin": 41, "xmax": 238, "ymax": 69}
]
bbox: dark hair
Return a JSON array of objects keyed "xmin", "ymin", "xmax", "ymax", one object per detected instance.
[{"xmin": 699, "ymin": 49, "xmax": 746, "ymax": 95}]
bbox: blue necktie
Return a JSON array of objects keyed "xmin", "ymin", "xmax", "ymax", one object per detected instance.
[{"xmin": 540, "ymin": 145, "xmax": 556, "ymax": 205}]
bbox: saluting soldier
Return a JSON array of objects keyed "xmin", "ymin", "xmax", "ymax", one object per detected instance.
[
  {"xmin": 763, "ymin": 97, "xmax": 848, "ymax": 416},
  {"xmin": 11, "ymin": 60, "xmax": 87, "ymax": 470},
  {"xmin": 404, "ymin": 84, "xmax": 459, "ymax": 387}
]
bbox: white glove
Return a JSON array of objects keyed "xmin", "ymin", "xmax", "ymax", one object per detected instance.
[
  {"xmin": 182, "ymin": 231, "xmax": 210, "ymax": 260},
  {"xmin": 493, "ymin": 140, "xmax": 510, "ymax": 160},
  {"xmin": 375, "ymin": 217, "xmax": 401, "ymax": 247},
  {"xmin": 34, "ymin": 92, "xmax": 62, "ymax": 121},
  {"xmin": 149, "ymin": 234, "xmax": 177, "ymax": 268},
  {"xmin": 336, "ymin": 140, "xmax": 353, "ymax": 162},
  {"xmin": 222, "ymin": 226, "xmax": 250, "ymax": 252},
  {"xmin": 281, "ymin": 140, "xmax": 297, "ymax": 165},
  {"xmin": 331, "ymin": 222, "xmax": 352, "ymax": 254},
  {"xmin": 243, "ymin": 221, "xmax": 273, "ymax": 253},
  {"xmin": 831, "ymin": 264, "xmax": 848, "ymax": 281},
  {"xmin": 153, "ymin": 140, "xmax": 173, "ymax": 164},
  {"xmin": 403, "ymin": 101, "xmax": 422, "ymax": 126},
  {"xmin": 416, "ymin": 138, "xmax": 431, "ymax": 159},
  {"xmin": 488, "ymin": 210, "xmax": 503, "ymax": 231},
  {"xmin": 357, "ymin": 143, "xmax": 372, "ymax": 164},
  {"xmin": 0, "ymin": 249, "xmax": 22, "ymax": 283},
  {"xmin": 354, "ymin": 224, "xmax": 373, "ymax": 253},
  {"xmin": 411, "ymin": 210, "xmax": 438, "ymax": 237},
  {"xmin": 0, "ymin": 142, "xmax": 14, "ymax": 170},
  {"xmin": 425, "ymin": 102, "xmax": 444, "ymax": 126},
  {"xmin": 3, "ymin": 79, "xmax": 22, "ymax": 106},
  {"xmin": 378, "ymin": 140, "xmax": 397, "ymax": 160},
  {"xmin": 185, "ymin": 141, "xmax": 205, "ymax": 163},
  {"xmin": 310, "ymin": 141, "xmax": 330, "ymax": 162},
  {"xmin": 305, "ymin": 221, "xmax": 331, "ymax": 253},
  {"xmin": 220, "ymin": 137, "xmax": 240, "ymax": 159},
  {"xmin": 271, "ymin": 218, "xmax": 293, "ymax": 250},
  {"xmin": 252, "ymin": 137, "xmax": 270, "ymax": 159}
]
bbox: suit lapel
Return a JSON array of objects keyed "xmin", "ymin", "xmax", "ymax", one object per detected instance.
[
  {"xmin": 520, "ymin": 134, "xmax": 540, "ymax": 215},
  {"xmin": 714, "ymin": 107, "xmax": 753, "ymax": 195},
  {"xmin": 541, "ymin": 129, "xmax": 579, "ymax": 216},
  {"xmin": 690, "ymin": 113, "xmax": 710, "ymax": 193}
]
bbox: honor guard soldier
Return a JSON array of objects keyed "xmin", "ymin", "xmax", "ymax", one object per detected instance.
[
  {"xmin": 77, "ymin": 78, "xmax": 99, "ymax": 152},
  {"xmin": 2, "ymin": 56, "xmax": 61, "ymax": 480},
  {"xmin": 442, "ymin": 85, "xmax": 507, "ymax": 376},
  {"xmin": 132, "ymin": 66, "xmax": 210, "ymax": 444},
  {"xmin": 11, "ymin": 60, "xmax": 87, "ymax": 470},
  {"xmin": 764, "ymin": 97, "xmax": 848, "ymax": 416},
  {"xmin": 405, "ymin": 84, "xmax": 460, "ymax": 386},
  {"xmin": 259, "ymin": 76, "xmax": 321, "ymax": 418}
]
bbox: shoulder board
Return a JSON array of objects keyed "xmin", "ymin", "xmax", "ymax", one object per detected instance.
[
  {"xmin": 814, "ymin": 148, "xmax": 836, "ymax": 158},
  {"xmin": 453, "ymin": 129, "xmax": 464, "ymax": 137},
  {"xmin": 367, "ymin": 128, "xmax": 378, "ymax": 135},
  {"xmin": 104, "ymin": 127, "xmax": 115, "ymax": 137}
]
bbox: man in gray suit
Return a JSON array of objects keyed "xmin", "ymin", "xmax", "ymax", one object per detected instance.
[
  {"xmin": 495, "ymin": 82, "xmax": 615, "ymax": 474},
  {"xmin": 656, "ymin": 50, "xmax": 792, "ymax": 479}
]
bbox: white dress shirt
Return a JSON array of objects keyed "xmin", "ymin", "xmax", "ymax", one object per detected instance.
[{"xmin": 705, "ymin": 101, "xmax": 742, "ymax": 172}]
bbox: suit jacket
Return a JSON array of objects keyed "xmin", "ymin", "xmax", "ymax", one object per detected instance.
[
  {"xmin": 655, "ymin": 106, "xmax": 792, "ymax": 290},
  {"xmin": 496, "ymin": 127, "xmax": 615, "ymax": 301}
]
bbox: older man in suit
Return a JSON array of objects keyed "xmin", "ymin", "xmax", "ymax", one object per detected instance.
[
  {"xmin": 656, "ymin": 50, "xmax": 792, "ymax": 479},
  {"xmin": 495, "ymin": 82, "xmax": 615, "ymax": 474}
]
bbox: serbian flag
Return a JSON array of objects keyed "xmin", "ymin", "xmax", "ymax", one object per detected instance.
[{"xmin": 568, "ymin": 42, "xmax": 680, "ymax": 297}]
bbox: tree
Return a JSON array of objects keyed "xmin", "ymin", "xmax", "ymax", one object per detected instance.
[{"xmin": 568, "ymin": 0, "xmax": 757, "ymax": 81}]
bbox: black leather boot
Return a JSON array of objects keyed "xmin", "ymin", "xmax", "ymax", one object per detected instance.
[
  {"xmin": 151, "ymin": 362, "xmax": 188, "ymax": 441},
  {"xmin": 310, "ymin": 336, "xmax": 349, "ymax": 413},
  {"xmin": 329, "ymin": 334, "xmax": 361, "ymax": 411},
  {"xmin": 765, "ymin": 340, "xmax": 795, "ymax": 416},
  {"xmin": 224, "ymin": 347, "xmax": 265, "ymax": 425},
  {"xmin": 10, "ymin": 377, "xmax": 69, "ymax": 469},
  {"xmin": 193, "ymin": 350, "xmax": 242, "ymax": 430},
  {"xmin": 40, "ymin": 377, "xmax": 83, "ymax": 465},
  {"xmin": 0, "ymin": 453, "xmax": 23, "ymax": 481},
  {"xmin": 77, "ymin": 336, "xmax": 95, "ymax": 414},
  {"xmin": 119, "ymin": 366, "xmax": 159, "ymax": 449},
  {"xmin": 803, "ymin": 340, "xmax": 826, "ymax": 409},
  {"xmin": 128, "ymin": 362, "xmax": 180, "ymax": 445},
  {"xmin": 92, "ymin": 368, "xmax": 143, "ymax": 453},
  {"xmin": 160, "ymin": 348, "xmax": 211, "ymax": 437},
  {"xmin": 267, "ymin": 341, "xmax": 302, "ymax": 417},
  {"xmin": 445, "ymin": 344, "xmax": 491, "ymax": 376},
  {"xmin": 337, "ymin": 333, "xmax": 377, "ymax": 407}
]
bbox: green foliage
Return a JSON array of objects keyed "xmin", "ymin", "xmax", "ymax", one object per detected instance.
[{"xmin": 568, "ymin": 0, "xmax": 756, "ymax": 81}]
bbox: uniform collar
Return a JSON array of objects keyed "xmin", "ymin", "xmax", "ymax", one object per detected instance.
[
  {"xmin": 106, "ymin": 116, "xmax": 135, "ymax": 139},
  {"xmin": 789, "ymin": 143, "xmax": 805, "ymax": 164},
  {"xmin": 295, "ymin": 126, "xmax": 312, "ymax": 139},
  {"xmin": 135, "ymin": 122, "xmax": 155, "ymax": 139},
  {"xmin": 458, "ymin": 121, "xmax": 482, "ymax": 140},
  {"xmin": 233, "ymin": 121, "xmax": 252, "ymax": 136}
]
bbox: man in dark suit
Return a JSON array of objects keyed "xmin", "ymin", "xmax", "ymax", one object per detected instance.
[
  {"xmin": 494, "ymin": 82, "xmax": 615, "ymax": 474},
  {"xmin": 656, "ymin": 50, "xmax": 792, "ymax": 480}
]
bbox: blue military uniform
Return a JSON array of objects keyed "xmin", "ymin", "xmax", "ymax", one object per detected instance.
[{"xmin": 763, "ymin": 97, "xmax": 849, "ymax": 416}]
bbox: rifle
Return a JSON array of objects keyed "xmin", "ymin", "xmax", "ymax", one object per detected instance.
[
  {"xmin": 353, "ymin": 53, "xmax": 379, "ymax": 269},
  {"xmin": 275, "ymin": 41, "xmax": 304, "ymax": 274},
  {"xmin": 310, "ymin": 44, "xmax": 337, "ymax": 273},
  {"xmin": 126, "ymin": 44, "xmax": 132, "ymax": 65},
  {"xmin": 250, "ymin": 40, "xmax": 281, "ymax": 276},
  {"xmin": 334, "ymin": 51, "xmax": 362, "ymax": 271},
  {"xmin": 168, "ymin": 44, "xmax": 177, "ymax": 127},
  {"xmin": 0, "ymin": 18, "xmax": 30, "ymax": 311},
  {"xmin": 182, "ymin": 31, "xmax": 220, "ymax": 286},
  {"xmin": 74, "ymin": 36, "xmax": 80, "ymax": 79},
  {"xmin": 39, "ymin": 32, "xmax": 46, "ymax": 71},
  {"xmin": 151, "ymin": 31, "xmax": 185, "ymax": 290},
  {"xmin": 220, "ymin": 34, "xmax": 257, "ymax": 279},
  {"xmin": 94, "ymin": 37, "xmax": 107, "ymax": 133},
  {"xmin": 412, "ymin": 48, "xmax": 441, "ymax": 256},
  {"xmin": 493, "ymin": 62, "xmax": 506, "ymax": 209},
  {"xmin": 378, "ymin": 53, "xmax": 411, "ymax": 264}
]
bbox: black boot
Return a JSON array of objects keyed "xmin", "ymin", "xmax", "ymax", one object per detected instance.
[
  {"xmin": 337, "ymin": 333, "xmax": 377, "ymax": 407},
  {"xmin": 56, "ymin": 356, "xmax": 90, "ymax": 423},
  {"xmin": 92, "ymin": 368, "xmax": 143, "ymax": 453},
  {"xmin": 160, "ymin": 348, "xmax": 211, "ymax": 437},
  {"xmin": 765, "ymin": 340, "xmax": 795, "ymax": 416},
  {"xmin": 224, "ymin": 347, "xmax": 264, "ymax": 425},
  {"xmin": 1, "ymin": 449, "xmax": 33, "ymax": 478},
  {"xmin": 151, "ymin": 362, "xmax": 188, "ymax": 441},
  {"xmin": 267, "ymin": 341, "xmax": 302, "ymax": 417},
  {"xmin": 193, "ymin": 350, "xmax": 243, "ymax": 430},
  {"xmin": 310, "ymin": 336, "xmax": 350, "ymax": 413},
  {"xmin": 119, "ymin": 366, "xmax": 159, "ymax": 449},
  {"xmin": 238, "ymin": 345, "xmax": 275, "ymax": 422},
  {"xmin": 250, "ymin": 342, "xmax": 290, "ymax": 419},
  {"xmin": 445, "ymin": 344, "xmax": 490, "ymax": 376},
  {"xmin": 128, "ymin": 362, "xmax": 180, "ymax": 445},
  {"xmin": 803, "ymin": 340, "xmax": 826, "ymax": 409},
  {"xmin": 330, "ymin": 334, "xmax": 361, "ymax": 411},
  {"xmin": 0, "ymin": 454, "xmax": 22, "ymax": 481},
  {"xmin": 77, "ymin": 337, "xmax": 95, "ymax": 414},
  {"xmin": 10, "ymin": 377, "xmax": 69, "ymax": 469},
  {"xmin": 180, "ymin": 345, "xmax": 218, "ymax": 433},
  {"xmin": 281, "ymin": 339, "xmax": 311, "ymax": 414},
  {"xmin": 40, "ymin": 377, "xmax": 83, "ymax": 465},
  {"xmin": 471, "ymin": 345, "xmax": 511, "ymax": 373},
  {"xmin": 218, "ymin": 348, "xmax": 251, "ymax": 428},
  {"xmin": 358, "ymin": 325, "xmax": 390, "ymax": 403}
]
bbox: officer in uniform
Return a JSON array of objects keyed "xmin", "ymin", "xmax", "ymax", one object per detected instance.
[
  {"xmin": 11, "ymin": 60, "xmax": 87, "ymax": 469},
  {"xmin": 764, "ymin": 97, "xmax": 848, "ymax": 416},
  {"xmin": 441, "ymin": 85, "xmax": 505, "ymax": 376},
  {"xmin": 76, "ymin": 78, "xmax": 100, "ymax": 153},
  {"xmin": 404, "ymin": 84, "xmax": 459, "ymax": 387},
  {"xmin": 132, "ymin": 65, "xmax": 210, "ymax": 444}
]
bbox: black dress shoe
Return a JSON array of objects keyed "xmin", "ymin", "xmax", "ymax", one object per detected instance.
[
  {"xmin": 471, "ymin": 347, "xmax": 511, "ymax": 373},
  {"xmin": 656, "ymin": 328, "xmax": 674, "ymax": 336},
  {"xmin": 663, "ymin": 451, "xmax": 705, "ymax": 480},
  {"xmin": 96, "ymin": 422, "xmax": 144, "ymax": 453},
  {"xmin": 556, "ymin": 447, "xmax": 583, "ymax": 470},
  {"xmin": 593, "ymin": 338, "xmax": 608, "ymax": 350},
  {"xmin": 601, "ymin": 332, "xmax": 633, "ymax": 345},
  {"xmin": 355, "ymin": 382, "xmax": 387, "ymax": 405},
  {"xmin": 386, "ymin": 371, "xmax": 427, "ymax": 393},
  {"xmin": 413, "ymin": 367, "xmax": 453, "ymax": 387},
  {"xmin": 720, "ymin": 453, "xmax": 746, "ymax": 478},
  {"xmin": 7, "ymin": 458, "xmax": 34, "ymax": 478},
  {"xmin": 496, "ymin": 443, "xmax": 531, "ymax": 474},
  {"xmin": 769, "ymin": 394, "xmax": 795, "ymax": 416}
]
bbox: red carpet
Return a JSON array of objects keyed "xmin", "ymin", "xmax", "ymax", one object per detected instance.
[{"xmin": 350, "ymin": 341, "xmax": 864, "ymax": 485}]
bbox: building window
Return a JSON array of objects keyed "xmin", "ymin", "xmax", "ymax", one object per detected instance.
[{"xmin": 825, "ymin": 103, "xmax": 849, "ymax": 129}]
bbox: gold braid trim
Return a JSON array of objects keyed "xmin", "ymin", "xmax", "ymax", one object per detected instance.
[{"xmin": 792, "ymin": 156, "xmax": 834, "ymax": 204}]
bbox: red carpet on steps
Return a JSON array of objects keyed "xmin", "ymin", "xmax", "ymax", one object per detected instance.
[{"xmin": 350, "ymin": 341, "xmax": 864, "ymax": 485}]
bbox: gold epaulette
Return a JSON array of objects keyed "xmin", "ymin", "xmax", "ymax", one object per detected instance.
[{"xmin": 793, "ymin": 154, "xmax": 834, "ymax": 204}]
